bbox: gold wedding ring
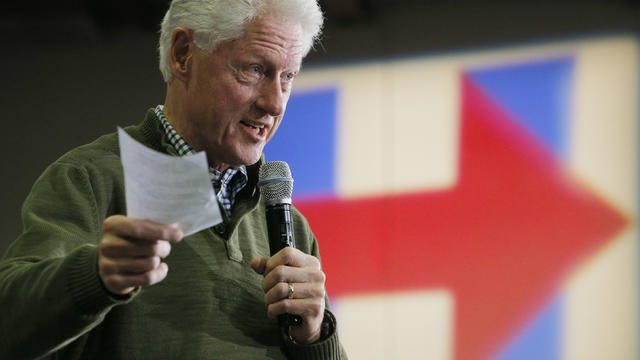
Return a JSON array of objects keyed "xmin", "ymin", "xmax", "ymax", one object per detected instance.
[{"xmin": 287, "ymin": 283, "xmax": 295, "ymax": 299}]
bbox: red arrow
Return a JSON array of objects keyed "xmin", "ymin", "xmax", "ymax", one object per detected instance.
[{"xmin": 295, "ymin": 75, "xmax": 628, "ymax": 360}]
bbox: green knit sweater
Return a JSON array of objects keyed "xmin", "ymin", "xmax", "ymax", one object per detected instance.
[{"xmin": 0, "ymin": 109, "xmax": 347, "ymax": 359}]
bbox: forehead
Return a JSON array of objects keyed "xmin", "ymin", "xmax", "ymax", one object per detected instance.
[{"xmin": 232, "ymin": 15, "xmax": 305, "ymax": 67}]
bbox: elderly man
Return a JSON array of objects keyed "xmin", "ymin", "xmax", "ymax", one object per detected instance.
[{"xmin": 0, "ymin": 0, "xmax": 347, "ymax": 359}]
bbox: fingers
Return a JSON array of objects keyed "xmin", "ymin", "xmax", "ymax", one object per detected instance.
[
  {"xmin": 100, "ymin": 263, "xmax": 170, "ymax": 296},
  {"xmin": 253, "ymin": 248, "xmax": 326, "ymax": 298},
  {"xmin": 251, "ymin": 248, "xmax": 327, "ymax": 343},
  {"xmin": 102, "ymin": 215, "xmax": 183, "ymax": 243},
  {"xmin": 263, "ymin": 247, "xmax": 320, "ymax": 276},
  {"xmin": 99, "ymin": 255, "xmax": 162, "ymax": 275},
  {"xmin": 264, "ymin": 281, "xmax": 325, "ymax": 305},
  {"xmin": 100, "ymin": 234, "xmax": 172, "ymax": 258},
  {"xmin": 250, "ymin": 257, "xmax": 267, "ymax": 275},
  {"xmin": 261, "ymin": 264, "xmax": 326, "ymax": 293},
  {"xmin": 99, "ymin": 215, "xmax": 183, "ymax": 295},
  {"xmin": 265, "ymin": 296, "xmax": 325, "ymax": 321},
  {"xmin": 268, "ymin": 294, "xmax": 325, "ymax": 344},
  {"xmin": 261, "ymin": 272, "xmax": 326, "ymax": 329}
]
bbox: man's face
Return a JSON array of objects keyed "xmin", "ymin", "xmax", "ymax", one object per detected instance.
[{"xmin": 183, "ymin": 15, "xmax": 304, "ymax": 170}]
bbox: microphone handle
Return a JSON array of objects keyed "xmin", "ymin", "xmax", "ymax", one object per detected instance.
[{"xmin": 265, "ymin": 203, "xmax": 302, "ymax": 327}]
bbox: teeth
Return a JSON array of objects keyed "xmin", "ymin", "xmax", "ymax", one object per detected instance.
[{"xmin": 243, "ymin": 121, "xmax": 264, "ymax": 134}]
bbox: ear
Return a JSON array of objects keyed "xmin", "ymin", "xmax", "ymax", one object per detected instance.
[{"xmin": 169, "ymin": 27, "xmax": 194, "ymax": 82}]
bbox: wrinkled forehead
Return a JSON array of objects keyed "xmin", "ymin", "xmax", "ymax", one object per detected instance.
[{"xmin": 237, "ymin": 15, "xmax": 306, "ymax": 65}]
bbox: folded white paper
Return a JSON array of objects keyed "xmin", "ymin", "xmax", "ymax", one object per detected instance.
[{"xmin": 118, "ymin": 127, "xmax": 222, "ymax": 236}]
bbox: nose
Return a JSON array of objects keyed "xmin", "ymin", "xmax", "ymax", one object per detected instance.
[{"xmin": 256, "ymin": 77, "xmax": 285, "ymax": 117}]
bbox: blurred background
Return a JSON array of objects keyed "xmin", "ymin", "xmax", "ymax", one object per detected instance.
[{"xmin": 1, "ymin": 0, "xmax": 639, "ymax": 359}]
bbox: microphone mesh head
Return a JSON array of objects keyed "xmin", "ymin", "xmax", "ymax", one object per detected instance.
[{"xmin": 258, "ymin": 161, "xmax": 293, "ymax": 203}]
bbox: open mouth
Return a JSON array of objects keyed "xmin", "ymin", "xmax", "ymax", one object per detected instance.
[{"xmin": 241, "ymin": 120, "xmax": 266, "ymax": 136}]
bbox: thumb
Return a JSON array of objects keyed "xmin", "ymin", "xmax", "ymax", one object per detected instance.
[{"xmin": 250, "ymin": 257, "xmax": 268, "ymax": 275}]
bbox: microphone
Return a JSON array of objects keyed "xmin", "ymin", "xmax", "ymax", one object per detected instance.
[{"xmin": 258, "ymin": 161, "xmax": 302, "ymax": 327}]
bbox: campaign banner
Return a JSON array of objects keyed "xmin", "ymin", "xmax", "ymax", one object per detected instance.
[{"xmin": 265, "ymin": 35, "xmax": 639, "ymax": 360}]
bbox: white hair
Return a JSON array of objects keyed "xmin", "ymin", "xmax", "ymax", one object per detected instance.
[{"xmin": 158, "ymin": 0, "xmax": 324, "ymax": 83}]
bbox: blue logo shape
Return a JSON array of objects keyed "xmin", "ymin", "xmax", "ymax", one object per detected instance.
[
  {"xmin": 264, "ymin": 87, "xmax": 337, "ymax": 198},
  {"xmin": 494, "ymin": 295, "xmax": 563, "ymax": 360},
  {"xmin": 468, "ymin": 56, "xmax": 575, "ymax": 160}
]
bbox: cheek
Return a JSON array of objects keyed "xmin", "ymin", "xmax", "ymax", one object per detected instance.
[
  {"xmin": 220, "ymin": 74, "xmax": 256, "ymax": 102},
  {"xmin": 201, "ymin": 73, "xmax": 246, "ymax": 107},
  {"xmin": 208, "ymin": 87, "xmax": 244, "ymax": 119}
]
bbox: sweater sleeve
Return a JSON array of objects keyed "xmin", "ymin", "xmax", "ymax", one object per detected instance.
[
  {"xmin": 0, "ymin": 161, "xmax": 134, "ymax": 359},
  {"xmin": 283, "ymin": 310, "xmax": 349, "ymax": 359}
]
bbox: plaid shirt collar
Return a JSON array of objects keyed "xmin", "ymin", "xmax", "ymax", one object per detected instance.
[{"xmin": 155, "ymin": 105, "xmax": 248, "ymax": 212}]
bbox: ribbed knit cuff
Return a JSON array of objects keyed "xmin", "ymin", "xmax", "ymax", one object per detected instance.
[
  {"xmin": 283, "ymin": 310, "xmax": 344, "ymax": 359},
  {"xmin": 65, "ymin": 245, "xmax": 137, "ymax": 315}
]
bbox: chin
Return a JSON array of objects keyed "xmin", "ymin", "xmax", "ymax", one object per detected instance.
[
  {"xmin": 235, "ymin": 152, "xmax": 263, "ymax": 167},
  {"xmin": 246, "ymin": 154, "xmax": 262, "ymax": 166}
]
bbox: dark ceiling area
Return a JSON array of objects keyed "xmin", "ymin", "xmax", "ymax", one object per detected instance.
[{"xmin": 2, "ymin": 0, "xmax": 639, "ymax": 64}]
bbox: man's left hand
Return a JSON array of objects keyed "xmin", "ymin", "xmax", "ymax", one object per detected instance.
[{"xmin": 250, "ymin": 247, "xmax": 326, "ymax": 344}]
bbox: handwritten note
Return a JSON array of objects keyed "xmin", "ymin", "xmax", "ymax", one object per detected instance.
[{"xmin": 118, "ymin": 127, "xmax": 222, "ymax": 236}]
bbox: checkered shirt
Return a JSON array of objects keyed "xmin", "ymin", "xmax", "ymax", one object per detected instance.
[{"xmin": 155, "ymin": 105, "xmax": 248, "ymax": 212}]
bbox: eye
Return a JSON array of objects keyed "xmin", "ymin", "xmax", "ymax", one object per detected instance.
[
  {"xmin": 283, "ymin": 72, "xmax": 296, "ymax": 82},
  {"xmin": 248, "ymin": 65, "xmax": 262, "ymax": 75}
]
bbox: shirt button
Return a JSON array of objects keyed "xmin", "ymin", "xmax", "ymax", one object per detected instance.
[{"xmin": 214, "ymin": 223, "xmax": 225, "ymax": 234}]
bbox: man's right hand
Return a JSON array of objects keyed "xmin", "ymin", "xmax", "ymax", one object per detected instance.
[{"xmin": 98, "ymin": 215, "xmax": 183, "ymax": 296}]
